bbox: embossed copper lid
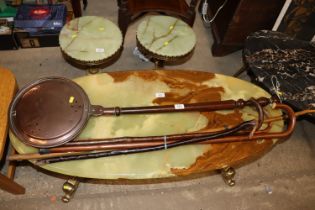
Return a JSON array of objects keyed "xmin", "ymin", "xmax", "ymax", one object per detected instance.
[{"xmin": 9, "ymin": 77, "xmax": 91, "ymax": 148}]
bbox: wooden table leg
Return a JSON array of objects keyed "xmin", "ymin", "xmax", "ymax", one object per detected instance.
[
  {"xmin": 233, "ymin": 65, "xmax": 247, "ymax": 77},
  {"xmin": 0, "ymin": 173, "xmax": 25, "ymax": 194},
  {"xmin": 82, "ymin": 0, "xmax": 88, "ymax": 10},
  {"xmin": 71, "ymin": 0, "xmax": 82, "ymax": 17},
  {"xmin": 118, "ymin": 0, "xmax": 131, "ymax": 37},
  {"xmin": 7, "ymin": 145, "xmax": 17, "ymax": 179}
]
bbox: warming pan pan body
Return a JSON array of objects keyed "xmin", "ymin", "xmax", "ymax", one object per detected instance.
[{"xmin": 9, "ymin": 77, "xmax": 91, "ymax": 148}]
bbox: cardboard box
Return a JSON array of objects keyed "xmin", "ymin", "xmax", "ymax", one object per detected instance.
[
  {"xmin": 14, "ymin": 29, "xmax": 59, "ymax": 48},
  {"xmin": 13, "ymin": 3, "xmax": 67, "ymax": 48}
]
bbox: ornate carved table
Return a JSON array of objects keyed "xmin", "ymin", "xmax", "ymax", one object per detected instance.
[
  {"xmin": 9, "ymin": 70, "xmax": 284, "ymax": 201},
  {"xmin": 136, "ymin": 16, "xmax": 196, "ymax": 68},
  {"xmin": 59, "ymin": 16, "xmax": 123, "ymax": 74}
]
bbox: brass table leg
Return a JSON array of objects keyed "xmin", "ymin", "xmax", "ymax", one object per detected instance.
[
  {"xmin": 61, "ymin": 178, "xmax": 80, "ymax": 203},
  {"xmin": 221, "ymin": 167, "xmax": 236, "ymax": 186}
]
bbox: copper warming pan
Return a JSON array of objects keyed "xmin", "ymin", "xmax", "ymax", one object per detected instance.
[{"xmin": 9, "ymin": 77, "xmax": 271, "ymax": 148}]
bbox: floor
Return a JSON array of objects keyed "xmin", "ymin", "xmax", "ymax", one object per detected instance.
[{"xmin": 0, "ymin": 1, "xmax": 315, "ymax": 209}]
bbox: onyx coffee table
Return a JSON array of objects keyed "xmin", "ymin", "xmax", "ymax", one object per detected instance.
[{"xmin": 9, "ymin": 70, "xmax": 286, "ymax": 202}]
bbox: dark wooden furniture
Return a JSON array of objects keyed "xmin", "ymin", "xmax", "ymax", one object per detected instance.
[
  {"xmin": 0, "ymin": 67, "xmax": 25, "ymax": 195},
  {"xmin": 117, "ymin": 0, "xmax": 200, "ymax": 37},
  {"xmin": 201, "ymin": 0, "xmax": 285, "ymax": 56},
  {"xmin": 70, "ymin": 0, "xmax": 88, "ymax": 17},
  {"xmin": 235, "ymin": 30, "xmax": 315, "ymax": 121}
]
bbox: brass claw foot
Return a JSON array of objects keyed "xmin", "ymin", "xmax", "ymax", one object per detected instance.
[
  {"xmin": 221, "ymin": 167, "xmax": 236, "ymax": 186},
  {"xmin": 61, "ymin": 178, "xmax": 80, "ymax": 203}
]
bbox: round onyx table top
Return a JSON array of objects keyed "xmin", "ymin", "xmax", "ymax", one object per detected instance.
[
  {"xmin": 10, "ymin": 70, "xmax": 283, "ymax": 179},
  {"xmin": 136, "ymin": 16, "xmax": 196, "ymax": 60},
  {"xmin": 59, "ymin": 16, "xmax": 123, "ymax": 69}
]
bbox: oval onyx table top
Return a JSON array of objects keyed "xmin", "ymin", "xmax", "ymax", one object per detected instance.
[{"xmin": 10, "ymin": 70, "xmax": 283, "ymax": 179}]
